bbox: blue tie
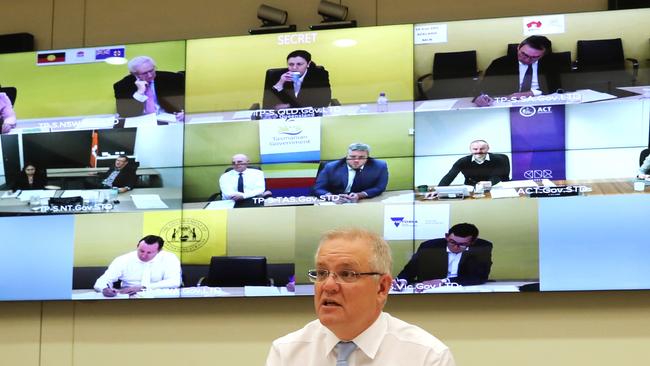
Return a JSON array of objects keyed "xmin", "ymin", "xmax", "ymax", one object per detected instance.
[{"xmin": 336, "ymin": 341, "xmax": 357, "ymax": 366}]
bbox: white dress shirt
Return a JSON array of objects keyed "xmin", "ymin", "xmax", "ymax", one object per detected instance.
[
  {"xmin": 266, "ymin": 312, "xmax": 455, "ymax": 366},
  {"xmin": 93, "ymin": 250, "xmax": 181, "ymax": 291},
  {"xmin": 219, "ymin": 168, "xmax": 266, "ymax": 200}
]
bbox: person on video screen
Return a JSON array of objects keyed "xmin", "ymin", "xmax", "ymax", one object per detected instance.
[
  {"xmin": 99, "ymin": 154, "xmax": 137, "ymax": 193},
  {"xmin": 394, "ymin": 223, "xmax": 492, "ymax": 291},
  {"xmin": 474, "ymin": 35, "xmax": 563, "ymax": 107},
  {"xmin": 94, "ymin": 235, "xmax": 181, "ymax": 297},
  {"xmin": 313, "ymin": 143, "xmax": 388, "ymax": 204},
  {"xmin": 218, "ymin": 153, "xmax": 268, "ymax": 203},
  {"xmin": 438, "ymin": 140, "xmax": 510, "ymax": 187},
  {"xmin": 0, "ymin": 92, "xmax": 17, "ymax": 134},
  {"xmin": 638, "ymin": 154, "xmax": 650, "ymax": 179},
  {"xmin": 113, "ymin": 56, "xmax": 185, "ymax": 121},
  {"xmin": 12, "ymin": 163, "xmax": 47, "ymax": 191},
  {"xmin": 263, "ymin": 50, "xmax": 332, "ymax": 110},
  {"xmin": 266, "ymin": 228, "xmax": 456, "ymax": 366}
]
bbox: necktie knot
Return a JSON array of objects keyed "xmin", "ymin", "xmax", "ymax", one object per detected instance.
[{"xmin": 335, "ymin": 341, "xmax": 357, "ymax": 366}]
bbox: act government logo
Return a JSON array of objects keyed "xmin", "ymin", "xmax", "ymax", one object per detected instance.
[
  {"xmin": 519, "ymin": 106, "xmax": 537, "ymax": 117},
  {"xmin": 159, "ymin": 218, "xmax": 209, "ymax": 252}
]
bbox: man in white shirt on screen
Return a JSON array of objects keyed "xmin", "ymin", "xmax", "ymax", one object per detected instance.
[
  {"xmin": 94, "ymin": 235, "xmax": 181, "ymax": 297},
  {"xmin": 266, "ymin": 228, "xmax": 455, "ymax": 366},
  {"xmin": 218, "ymin": 153, "xmax": 267, "ymax": 202}
]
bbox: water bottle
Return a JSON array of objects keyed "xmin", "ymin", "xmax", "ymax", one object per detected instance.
[{"xmin": 377, "ymin": 92, "xmax": 388, "ymax": 112}]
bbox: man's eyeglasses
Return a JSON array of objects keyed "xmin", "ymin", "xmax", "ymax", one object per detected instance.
[
  {"xmin": 447, "ymin": 239, "xmax": 472, "ymax": 249},
  {"xmin": 346, "ymin": 155, "xmax": 368, "ymax": 161},
  {"xmin": 518, "ymin": 49, "xmax": 543, "ymax": 60},
  {"xmin": 307, "ymin": 269, "xmax": 382, "ymax": 283}
]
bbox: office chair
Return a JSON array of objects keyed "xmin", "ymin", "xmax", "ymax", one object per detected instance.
[
  {"xmin": 181, "ymin": 264, "xmax": 209, "ymax": 287},
  {"xmin": 639, "ymin": 148, "xmax": 649, "ymax": 167},
  {"xmin": 72, "ymin": 266, "xmax": 119, "ymax": 289},
  {"xmin": 203, "ymin": 256, "xmax": 268, "ymax": 287},
  {"xmin": 267, "ymin": 263, "xmax": 295, "ymax": 286},
  {"xmin": 0, "ymin": 33, "xmax": 35, "ymax": 54},
  {"xmin": 417, "ymin": 50, "xmax": 480, "ymax": 100},
  {"xmin": 571, "ymin": 38, "xmax": 639, "ymax": 93},
  {"xmin": 259, "ymin": 66, "xmax": 339, "ymax": 109},
  {"xmin": 0, "ymin": 86, "xmax": 17, "ymax": 105}
]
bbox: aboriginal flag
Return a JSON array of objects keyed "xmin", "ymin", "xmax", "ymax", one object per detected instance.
[{"xmin": 37, "ymin": 51, "xmax": 66, "ymax": 64}]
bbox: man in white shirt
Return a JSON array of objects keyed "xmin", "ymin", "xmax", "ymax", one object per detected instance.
[
  {"xmin": 266, "ymin": 228, "xmax": 456, "ymax": 366},
  {"xmin": 218, "ymin": 153, "xmax": 266, "ymax": 202},
  {"xmin": 94, "ymin": 235, "xmax": 181, "ymax": 297}
]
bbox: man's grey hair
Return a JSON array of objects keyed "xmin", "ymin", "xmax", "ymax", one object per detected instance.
[
  {"xmin": 128, "ymin": 56, "xmax": 156, "ymax": 73},
  {"xmin": 348, "ymin": 143, "xmax": 370, "ymax": 154},
  {"xmin": 316, "ymin": 227, "xmax": 392, "ymax": 274}
]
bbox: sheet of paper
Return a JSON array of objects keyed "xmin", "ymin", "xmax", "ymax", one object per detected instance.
[
  {"xmin": 156, "ymin": 112, "xmax": 177, "ymax": 124},
  {"xmin": 415, "ymin": 99, "xmax": 458, "ymax": 111},
  {"xmin": 1, "ymin": 190, "xmax": 20, "ymax": 199},
  {"xmin": 231, "ymin": 110, "xmax": 254, "ymax": 120},
  {"xmin": 188, "ymin": 115, "xmax": 224, "ymax": 124},
  {"xmin": 576, "ymin": 89, "xmax": 617, "ymax": 103},
  {"xmin": 124, "ymin": 113, "xmax": 157, "ymax": 127},
  {"xmin": 489, "ymin": 188, "xmax": 521, "ymax": 199},
  {"xmin": 494, "ymin": 180, "xmax": 538, "ymax": 188},
  {"xmin": 130, "ymin": 194, "xmax": 169, "ymax": 209},
  {"xmin": 244, "ymin": 286, "xmax": 281, "ymax": 297},
  {"xmin": 18, "ymin": 190, "xmax": 57, "ymax": 201},
  {"xmin": 204, "ymin": 200, "xmax": 235, "ymax": 210}
]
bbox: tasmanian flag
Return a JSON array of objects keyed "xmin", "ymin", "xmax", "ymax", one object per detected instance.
[{"xmin": 90, "ymin": 131, "xmax": 99, "ymax": 167}]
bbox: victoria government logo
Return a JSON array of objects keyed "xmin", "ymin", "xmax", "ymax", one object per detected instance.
[{"xmin": 159, "ymin": 218, "xmax": 209, "ymax": 252}]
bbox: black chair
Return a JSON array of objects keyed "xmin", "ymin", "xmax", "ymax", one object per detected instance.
[
  {"xmin": 181, "ymin": 264, "xmax": 209, "ymax": 287},
  {"xmin": 0, "ymin": 33, "xmax": 34, "ymax": 54},
  {"xmin": 203, "ymin": 256, "xmax": 268, "ymax": 287},
  {"xmin": 267, "ymin": 263, "xmax": 295, "ymax": 286},
  {"xmin": 417, "ymin": 50, "xmax": 480, "ymax": 100},
  {"xmin": 571, "ymin": 38, "xmax": 639, "ymax": 93},
  {"xmin": 72, "ymin": 266, "xmax": 110, "ymax": 289},
  {"xmin": 0, "ymin": 86, "xmax": 17, "ymax": 105},
  {"xmin": 639, "ymin": 148, "xmax": 650, "ymax": 167}
]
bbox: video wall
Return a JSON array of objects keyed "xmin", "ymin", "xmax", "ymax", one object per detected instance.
[{"xmin": 0, "ymin": 8, "xmax": 649, "ymax": 301}]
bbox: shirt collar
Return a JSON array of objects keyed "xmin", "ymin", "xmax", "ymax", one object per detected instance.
[
  {"xmin": 471, "ymin": 153, "xmax": 491, "ymax": 164},
  {"xmin": 320, "ymin": 312, "xmax": 387, "ymax": 360}
]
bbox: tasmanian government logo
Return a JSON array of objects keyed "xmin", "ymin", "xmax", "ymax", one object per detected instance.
[
  {"xmin": 159, "ymin": 218, "xmax": 209, "ymax": 252},
  {"xmin": 277, "ymin": 118, "xmax": 303, "ymax": 135},
  {"xmin": 523, "ymin": 169, "xmax": 553, "ymax": 179},
  {"xmin": 519, "ymin": 106, "xmax": 537, "ymax": 117}
]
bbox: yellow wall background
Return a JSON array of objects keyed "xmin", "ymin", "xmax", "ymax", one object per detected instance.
[
  {"xmin": 185, "ymin": 25, "xmax": 413, "ymax": 112},
  {"xmin": 4, "ymin": 1, "xmax": 650, "ymax": 365},
  {"xmin": 0, "ymin": 41, "xmax": 186, "ymax": 119}
]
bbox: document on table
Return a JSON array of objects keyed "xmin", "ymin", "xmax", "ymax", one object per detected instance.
[
  {"xmin": 1, "ymin": 190, "xmax": 20, "ymax": 199},
  {"xmin": 131, "ymin": 194, "xmax": 169, "ymax": 209},
  {"xmin": 489, "ymin": 188, "xmax": 521, "ymax": 199},
  {"xmin": 415, "ymin": 99, "xmax": 458, "ymax": 111},
  {"xmin": 204, "ymin": 200, "xmax": 235, "ymax": 210},
  {"xmin": 124, "ymin": 113, "xmax": 158, "ymax": 127},
  {"xmin": 18, "ymin": 190, "xmax": 57, "ymax": 201},
  {"xmin": 494, "ymin": 180, "xmax": 539, "ymax": 188}
]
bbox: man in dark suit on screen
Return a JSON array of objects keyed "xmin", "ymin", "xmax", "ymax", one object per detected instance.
[
  {"xmin": 99, "ymin": 155, "xmax": 137, "ymax": 193},
  {"xmin": 113, "ymin": 56, "xmax": 185, "ymax": 120},
  {"xmin": 394, "ymin": 223, "xmax": 492, "ymax": 290},
  {"xmin": 313, "ymin": 143, "xmax": 388, "ymax": 203},
  {"xmin": 474, "ymin": 35, "xmax": 563, "ymax": 107},
  {"xmin": 438, "ymin": 139, "xmax": 510, "ymax": 186},
  {"xmin": 263, "ymin": 49, "xmax": 332, "ymax": 110}
]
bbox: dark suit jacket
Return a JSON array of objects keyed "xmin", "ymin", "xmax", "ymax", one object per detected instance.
[
  {"xmin": 101, "ymin": 165, "xmax": 137, "ymax": 189},
  {"xmin": 438, "ymin": 153, "xmax": 510, "ymax": 186},
  {"xmin": 113, "ymin": 71, "xmax": 185, "ymax": 118},
  {"xmin": 397, "ymin": 238, "xmax": 493, "ymax": 286},
  {"xmin": 262, "ymin": 64, "xmax": 331, "ymax": 109},
  {"xmin": 312, "ymin": 158, "xmax": 388, "ymax": 198},
  {"xmin": 476, "ymin": 54, "xmax": 563, "ymax": 97}
]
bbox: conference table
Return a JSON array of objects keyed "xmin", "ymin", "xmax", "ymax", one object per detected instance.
[
  {"xmin": 0, "ymin": 186, "xmax": 182, "ymax": 214},
  {"xmin": 71, "ymin": 280, "xmax": 535, "ymax": 300}
]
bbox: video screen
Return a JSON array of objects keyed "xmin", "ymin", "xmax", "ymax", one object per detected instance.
[{"xmin": 1, "ymin": 8, "xmax": 649, "ymax": 302}]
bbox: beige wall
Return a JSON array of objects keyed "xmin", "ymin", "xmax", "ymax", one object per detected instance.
[
  {"xmin": 1, "ymin": 0, "xmax": 607, "ymax": 49},
  {"xmin": 3, "ymin": 291, "xmax": 650, "ymax": 365},
  {"xmin": 5, "ymin": 1, "xmax": 650, "ymax": 366}
]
